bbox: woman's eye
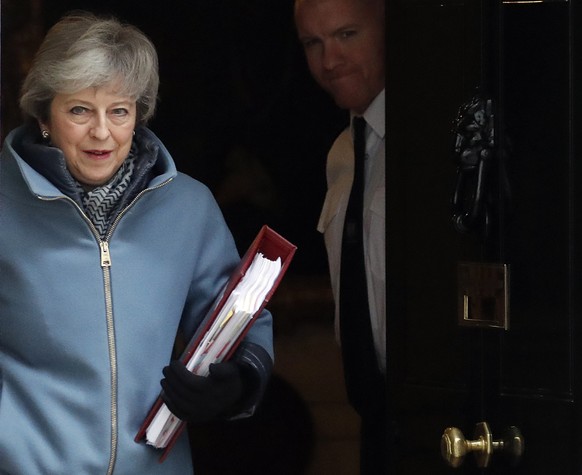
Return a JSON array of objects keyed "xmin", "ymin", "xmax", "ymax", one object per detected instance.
[
  {"xmin": 111, "ymin": 108, "xmax": 129, "ymax": 117},
  {"xmin": 70, "ymin": 106, "xmax": 87, "ymax": 115}
]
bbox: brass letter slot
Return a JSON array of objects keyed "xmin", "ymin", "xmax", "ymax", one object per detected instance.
[{"xmin": 457, "ymin": 262, "xmax": 510, "ymax": 330}]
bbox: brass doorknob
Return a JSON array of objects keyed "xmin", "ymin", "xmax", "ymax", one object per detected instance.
[{"xmin": 441, "ymin": 421, "xmax": 524, "ymax": 468}]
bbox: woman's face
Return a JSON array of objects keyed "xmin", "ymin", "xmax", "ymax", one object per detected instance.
[{"xmin": 42, "ymin": 86, "xmax": 137, "ymax": 187}]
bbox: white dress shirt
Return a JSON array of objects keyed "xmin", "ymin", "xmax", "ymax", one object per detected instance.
[{"xmin": 317, "ymin": 89, "xmax": 386, "ymax": 374}]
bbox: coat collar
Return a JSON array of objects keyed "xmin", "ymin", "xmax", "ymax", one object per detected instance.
[{"xmin": 4, "ymin": 124, "xmax": 176, "ymax": 200}]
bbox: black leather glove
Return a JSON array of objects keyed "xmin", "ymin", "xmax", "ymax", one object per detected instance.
[{"xmin": 161, "ymin": 360, "xmax": 244, "ymax": 424}]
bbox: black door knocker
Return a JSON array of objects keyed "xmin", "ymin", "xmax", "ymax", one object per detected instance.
[{"xmin": 451, "ymin": 93, "xmax": 495, "ymax": 236}]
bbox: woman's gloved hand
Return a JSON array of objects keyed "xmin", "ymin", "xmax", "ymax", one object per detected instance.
[{"xmin": 161, "ymin": 360, "xmax": 244, "ymax": 424}]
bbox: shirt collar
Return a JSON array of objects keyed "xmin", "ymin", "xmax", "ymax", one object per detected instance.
[
  {"xmin": 363, "ymin": 89, "xmax": 385, "ymax": 139},
  {"xmin": 351, "ymin": 89, "xmax": 385, "ymax": 140}
]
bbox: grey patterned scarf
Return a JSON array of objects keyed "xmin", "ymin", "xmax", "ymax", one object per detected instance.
[{"xmin": 81, "ymin": 153, "xmax": 137, "ymax": 238}]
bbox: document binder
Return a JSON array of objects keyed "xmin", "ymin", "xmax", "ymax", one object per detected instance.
[{"xmin": 135, "ymin": 225, "xmax": 296, "ymax": 462}]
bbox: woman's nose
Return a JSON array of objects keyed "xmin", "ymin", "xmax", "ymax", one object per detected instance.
[{"xmin": 90, "ymin": 114, "xmax": 111, "ymax": 140}]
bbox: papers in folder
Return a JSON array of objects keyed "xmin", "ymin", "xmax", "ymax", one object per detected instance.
[{"xmin": 144, "ymin": 252, "xmax": 282, "ymax": 449}]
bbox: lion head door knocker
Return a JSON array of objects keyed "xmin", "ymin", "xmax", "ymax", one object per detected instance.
[{"xmin": 451, "ymin": 94, "xmax": 495, "ymax": 237}]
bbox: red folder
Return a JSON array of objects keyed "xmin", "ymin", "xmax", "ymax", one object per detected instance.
[{"xmin": 135, "ymin": 225, "xmax": 297, "ymax": 462}]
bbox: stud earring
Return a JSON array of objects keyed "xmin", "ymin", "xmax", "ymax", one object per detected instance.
[{"xmin": 41, "ymin": 130, "xmax": 50, "ymax": 140}]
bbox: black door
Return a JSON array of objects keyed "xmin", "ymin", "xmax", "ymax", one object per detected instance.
[{"xmin": 387, "ymin": 1, "xmax": 581, "ymax": 473}]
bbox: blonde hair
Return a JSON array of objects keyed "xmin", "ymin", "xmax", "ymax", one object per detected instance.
[{"xmin": 20, "ymin": 12, "xmax": 159, "ymax": 124}]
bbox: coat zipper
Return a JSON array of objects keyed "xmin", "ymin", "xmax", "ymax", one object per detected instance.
[{"xmin": 100, "ymin": 241, "xmax": 117, "ymax": 475}]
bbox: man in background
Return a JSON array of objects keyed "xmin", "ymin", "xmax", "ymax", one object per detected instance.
[{"xmin": 294, "ymin": 0, "xmax": 387, "ymax": 473}]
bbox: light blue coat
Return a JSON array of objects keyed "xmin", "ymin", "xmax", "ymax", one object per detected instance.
[{"xmin": 0, "ymin": 126, "xmax": 273, "ymax": 474}]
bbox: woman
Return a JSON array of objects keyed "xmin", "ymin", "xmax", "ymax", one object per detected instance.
[{"xmin": 0, "ymin": 12, "xmax": 273, "ymax": 474}]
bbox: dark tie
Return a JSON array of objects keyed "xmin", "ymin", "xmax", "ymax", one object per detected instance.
[{"xmin": 339, "ymin": 117, "xmax": 382, "ymax": 415}]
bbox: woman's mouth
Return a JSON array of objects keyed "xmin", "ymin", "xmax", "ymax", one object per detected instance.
[{"xmin": 84, "ymin": 150, "xmax": 112, "ymax": 160}]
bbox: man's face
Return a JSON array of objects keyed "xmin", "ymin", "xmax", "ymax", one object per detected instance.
[{"xmin": 295, "ymin": 0, "xmax": 385, "ymax": 114}]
